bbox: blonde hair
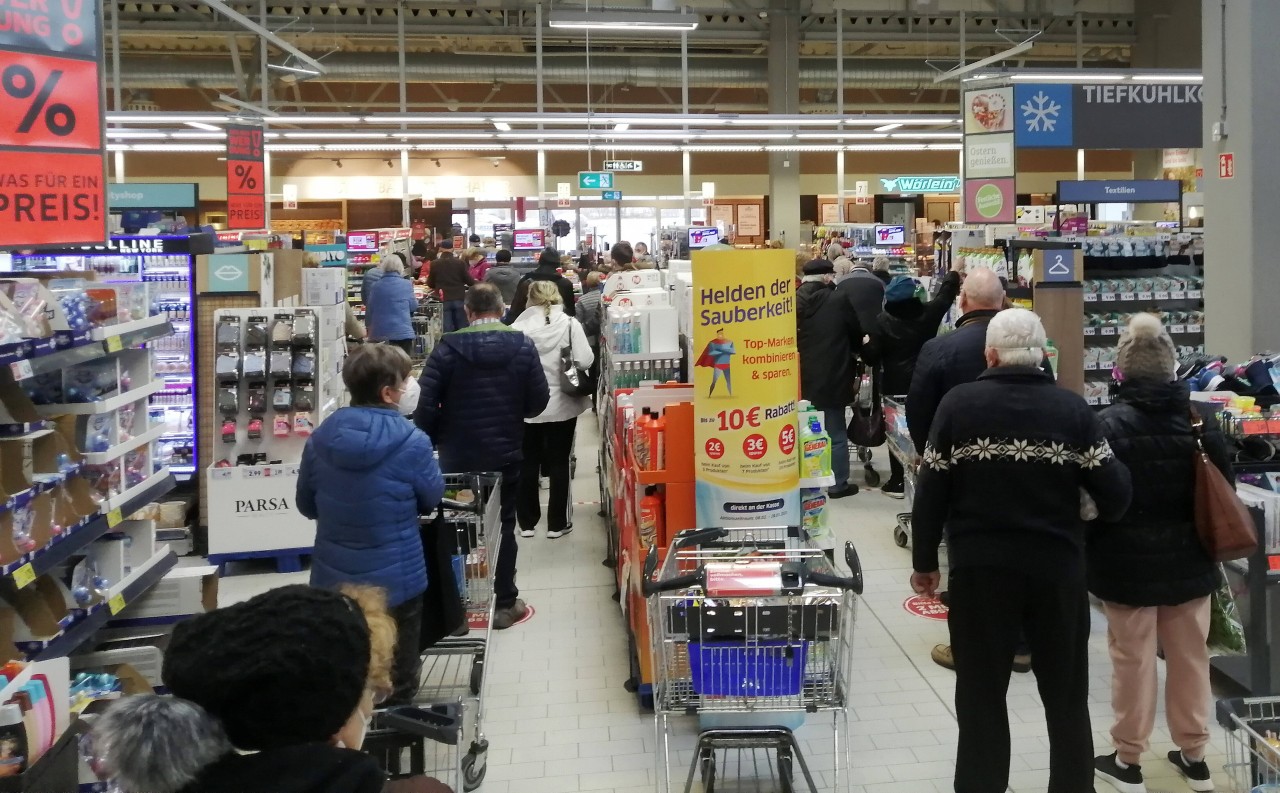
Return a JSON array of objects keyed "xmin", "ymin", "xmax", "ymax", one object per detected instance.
[
  {"xmin": 526, "ymin": 280, "xmax": 563, "ymax": 322},
  {"xmin": 464, "ymin": 247, "xmax": 486, "ymax": 262},
  {"xmin": 338, "ymin": 584, "xmax": 397, "ymax": 698},
  {"xmin": 795, "ymin": 250, "xmax": 812, "ymax": 278}
]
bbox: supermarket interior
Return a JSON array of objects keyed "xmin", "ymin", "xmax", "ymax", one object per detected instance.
[{"xmin": 1, "ymin": 0, "xmax": 1280, "ymax": 791}]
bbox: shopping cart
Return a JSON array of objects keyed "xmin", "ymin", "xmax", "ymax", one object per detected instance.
[
  {"xmin": 850, "ymin": 363, "xmax": 881, "ymax": 488},
  {"xmin": 415, "ymin": 471, "xmax": 502, "ymax": 792},
  {"xmin": 644, "ymin": 527, "xmax": 864, "ymax": 793},
  {"xmin": 1218, "ymin": 696, "xmax": 1280, "ymax": 791},
  {"xmin": 364, "ymin": 703, "xmax": 465, "ymax": 791},
  {"xmin": 883, "ymin": 396, "xmax": 917, "ymax": 548},
  {"xmin": 412, "ymin": 299, "xmax": 444, "ymax": 362}
]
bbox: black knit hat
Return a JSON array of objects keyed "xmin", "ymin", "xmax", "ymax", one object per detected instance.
[
  {"xmin": 802, "ymin": 258, "xmax": 834, "ymax": 275},
  {"xmin": 161, "ymin": 585, "xmax": 371, "ymax": 751},
  {"xmin": 539, "ymin": 246, "xmax": 560, "ymax": 267}
]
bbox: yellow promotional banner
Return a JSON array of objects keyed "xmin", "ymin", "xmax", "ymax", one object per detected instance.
[{"xmin": 692, "ymin": 249, "xmax": 799, "ymax": 527}]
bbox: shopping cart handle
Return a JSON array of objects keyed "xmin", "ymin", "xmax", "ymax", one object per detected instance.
[
  {"xmin": 671, "ymin": 528, "xmax": 727, "ymax": 549},
  {"xmin": 641, "ymin": 543, "xmax": 704, "ymax": 596},
  {"xmin": 804, "ymin": 542, "xmax": 865, "ymax": 595},
  {"xmin": 377, "ymin": 703, "xmax": 462, "ymax": 746},
  {"xmin": 1215, "ymin": 697, "xmax": 1245, "ymax": 731}
]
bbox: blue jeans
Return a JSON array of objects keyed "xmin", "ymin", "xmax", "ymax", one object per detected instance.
[
  {"xmin": 443, "ymin": 300, "xmax": 467, "ymax": 333},
  {"xmin": 822, "ymin": 407, "xmax": 850, "ymax": 489}
]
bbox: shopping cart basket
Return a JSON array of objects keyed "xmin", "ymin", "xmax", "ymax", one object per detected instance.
[
  {"xmin": 364, "ymin": 703, "xmax": 465, "ymax": 791},
  {"xmin": 415, "ymin": 471, "xmax": 502, "ymax": 791},
  {"xmin": 1218, "ymin": 696, "xmax": 1280, "ymax": 791},
  {"xmin": 644, "ymin": 527, "xmax": 864, "ymax": 793},
  {"xmin": 883, "ymin": 396, "xmax": 917, "ymax": 548},
  {"xmin": 412, "ymin": 300, "xmax": 444, "ymax": 362}
]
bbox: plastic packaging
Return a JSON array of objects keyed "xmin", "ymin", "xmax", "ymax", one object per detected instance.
[
  {"xmin": 0, "ymin": 703, "xmax": 27, "ymax": 778},
  {"xmin": 800, "ymin": 487, "xmax": 830, "ymax": 543}
]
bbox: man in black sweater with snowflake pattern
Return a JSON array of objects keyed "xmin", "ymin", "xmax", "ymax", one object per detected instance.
[{"xmin": 911, "ymin": 308, "xmax": 1131, "ymax": 793}]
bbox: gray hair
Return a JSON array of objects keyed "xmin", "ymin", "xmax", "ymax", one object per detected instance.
[
  {"xmin": 961, "ymin": 267, "xmax": 1005, "ymax": 310},
  {"xmin": 92, "ymin": 695, "xmax": 233, "ymax": 793},
  {"xmin": 832, "ymin": 256, "xmax": 854, "ymax": 276},
  {"xmin": 872, "ymin": 256, "xmax": 892, "ymax": 273},
  {"xmin": 464, "ymin": 282, "xmax": 505, "ymax": 317},
  {"xmin": 381, "ymin": 256, "xmax": 405, "ymax": 276},
  {"xmin": 826, "ymin": 243, "xmax": 845, "ymax": 261},
  {"xmin": 985, "ymin": 308, "xmax": 1047, "ymax": 368}
]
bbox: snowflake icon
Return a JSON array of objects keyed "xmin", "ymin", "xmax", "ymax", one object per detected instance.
[{"xmin": 1020, "ymin": 91, "xmax": 1062, "ymax": 132}]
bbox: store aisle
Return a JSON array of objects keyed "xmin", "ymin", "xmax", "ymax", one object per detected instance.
[{"xmin": 219, "ymin": 414, "xmax": 1231, "ymax": 793}]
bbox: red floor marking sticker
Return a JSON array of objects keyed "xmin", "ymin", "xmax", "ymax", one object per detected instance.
[{"xmin": 904, "ymin": 595, "xmax": 949, "ymax": 621}]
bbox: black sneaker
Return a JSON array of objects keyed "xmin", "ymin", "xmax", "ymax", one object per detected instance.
[
  {"xmin": 1167, "ymin": 750, "xmax": 1213, "ymax": 792},
  {"xmin": 828, "ymin": 484, "xmax": 859, "ymax": 499},
  {"xmin": 881, "ymin": 480, "xmax": 905, "ymax": 499},
  {"xmin": 1095, "ymin": 753, "xmax": 1146, "ymax": 793}
]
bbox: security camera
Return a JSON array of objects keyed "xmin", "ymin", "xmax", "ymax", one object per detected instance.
[{"xmin": 491, "ymin": 158, "xmax": 500, "ymax": 168}]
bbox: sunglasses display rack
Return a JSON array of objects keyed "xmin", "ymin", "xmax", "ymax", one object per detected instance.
[{"xmin": 205, "ymin": 304, "xmax": 346, "ymax": 569}]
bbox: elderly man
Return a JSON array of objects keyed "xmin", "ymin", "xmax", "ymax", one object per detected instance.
[
  {"xmin": 911, "ymin": 309, "xmax": 1131, "ymax": 793},
  {"xmin": 834, "ymin": 255, "xmax": 886, "ymax": 337},
  {"xmin": 415, "ymin": 283, "xmax": 550, "ymax": 630},
  {"xmin": 796, "ymin": 258, "xmax": 863, "ymax": 498}
]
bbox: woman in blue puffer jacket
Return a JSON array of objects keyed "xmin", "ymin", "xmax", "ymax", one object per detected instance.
[
  {"xmin": 298, "ymin": 343, "xmax": 444, "ymax": 705},
  {"xmin": 366, "ymin": 254, "xmax": 418, "ymax": 354}
]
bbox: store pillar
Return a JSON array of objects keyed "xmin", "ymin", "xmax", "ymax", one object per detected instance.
[
  {"xmin": 767, "ymin": 0, "xmax": 800, "ymax": 246},
  {"xmin": 1202, "ymin": 0, "xmax": 1280, "ymax": 360}
]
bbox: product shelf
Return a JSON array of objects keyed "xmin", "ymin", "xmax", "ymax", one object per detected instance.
[
  {"xmin": 27, "ymin": 549, "xmax": 178, "ymax": 662},
  {"xmin": 35, "ymin": 381, "xmax": 164, "ymax": 417},
  {"xmin": 0, "ymin": 319, "xmax": 172, "ymax": 381},
  {"xmin": 0, "ymin": 472, "xmax": 176, "ymax": 589},
  {"xmin": 80, "ymin": 424, "xmax": 166, "ymax": 465},
  {"xmin": 103, "ymin": 468, "xmax": 172, "ymax": 514},
  {"xmin": 799, "ymin": 475, "xmax": 836, "ymax": 489}
]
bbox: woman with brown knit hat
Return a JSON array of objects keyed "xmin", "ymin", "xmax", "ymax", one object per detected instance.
[{"xmin": 1090, "ymin": 313, "xmax": 1232, "ymax": 793}]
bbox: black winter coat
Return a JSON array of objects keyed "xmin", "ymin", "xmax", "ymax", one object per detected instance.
[
  {"xmin": 414, "ymin": 322, "xmax": 550, "ymax": 473},
  {"xmin": 506, "ymin": 265, "xmax": 576, "ymax": 321},
  {"xmin": 912, "ymin": 366, "xmax": 1132, "ymax": 576},
  {"xmin": 178, "ymin": 743, "xmax": 383, "ymax": 793},
  {"xmin": 1088, "ymin": 380, "xmax": 1233, "ymax": 607},
  {"xmin": 865, "ymin": 271, "xmax": 961, "ymax": 396},
  {"xmin": 905, "ymin": 309, "xmax": 1000, "ymax": 454},
  {"xmin": 834, "ymin": 269, "xmax": 886, "ymax": 337},
  {"xmin": 796, "ymin": 280, "xmax": 862, "ymax": 409}
]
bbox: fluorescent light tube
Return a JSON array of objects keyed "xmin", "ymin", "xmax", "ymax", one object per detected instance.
[
  {"xmin": 873, "ymin": 124, "xmax": 903, "ymax": 132},
  {"xmin": 493, "ymin": 122, "xmax": 512, "ymax": 131},
  {"xmin": 547, "ymin": 10, "xmax": 699, "ymax": 31}
]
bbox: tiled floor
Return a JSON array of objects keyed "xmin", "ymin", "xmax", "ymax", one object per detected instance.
[{"xmin": 219, "ymin": 415, "xmax": 1234, "ymax": 793}]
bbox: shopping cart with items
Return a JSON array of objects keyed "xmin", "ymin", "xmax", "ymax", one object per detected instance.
[
  {"xmin": 883, "ymin": 395, "xmax": 917, "ymax": 548},
  {"xmin": 644, "ymin": 527, "xmax": 864, "ymax": 793},
  {"xmin": 364, "ymin": 702, "xmax": 466, "ymax": 792},
  {"xmin": 415, "ymin": 472, "xmax": 502, "ymax": 791},
  {"xmin": 1218, "ymin": 696, "xmax": 1280, "ymax": 791},
  {"xmin": 412, "ymin": 299, "xmax": 444, "ymax": 363}
]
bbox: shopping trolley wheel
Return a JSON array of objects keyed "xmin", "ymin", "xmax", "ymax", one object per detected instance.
[
  {"xmin": 469, "ymin": 658, "xmax": 484, "ymax": 696},
  {"xmin": 857, "ymin": 446, "xmax": 873, "ymax": 463},
  {"xmin": 894, "ymin": 527, "xmax": 909, "ymax": 548},
  {"xmin": 462, "ymin": 740, "xmax": 488, "ymax": 792},
  {"xmin": 864, "ymin": 465, "xmax": 881, "ymax": 488}
]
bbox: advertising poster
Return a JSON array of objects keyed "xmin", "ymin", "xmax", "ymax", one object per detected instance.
[
  {"xmin": 692, "ymin": 249, "xmax": 799, "ymax": 527},
  {"xmin": 963, "ymin": 86, "xmax": 1014, "ymax": 134},
  {"xmin": 0, "ymin": 0, "xmax": 107, "ymax": 246},
  {"xmin": 736, "ymin": 203, "xmax": 762, "ymax": 236},
  {"xmin": 964, "ymin": 178, "xmax": 1016, "ymax": 224},
  {"xmin": 226, "ymin": 124, "xmax": 266, "ymax": 229},
  {"xmin": 964, "ymin": 133, "xmax": 1016, "ymax": 180}
]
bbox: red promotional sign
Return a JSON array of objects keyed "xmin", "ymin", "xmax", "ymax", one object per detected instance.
[
  {"xmin": 1218, "ymin": 152, "xmax": 1235, "ymax": 179},
  {"xmin": 0, "ymin": 0, "xmax": 106, "ymax": 246},
  {"xmin": 903, "ymin": 595, "xmax": 949, "ymax": 621},
  {"xmin": 226, "ymin": 124, "xmax": 266, "ymax": 230}
]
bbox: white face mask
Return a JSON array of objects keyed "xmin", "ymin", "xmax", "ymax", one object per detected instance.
[{"xmin": 398, "ymin": 377, "xmax": 421, "ymax": 415}]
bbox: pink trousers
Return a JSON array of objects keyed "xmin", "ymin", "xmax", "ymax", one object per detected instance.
[{"xmin": 1102, "ymin": 597, "xmax": 1212, "ymax": 765}]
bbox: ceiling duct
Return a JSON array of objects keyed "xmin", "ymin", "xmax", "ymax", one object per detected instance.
[{"xmin": 114, "ymin": 53, "xmax": 941, "ymax": 91}]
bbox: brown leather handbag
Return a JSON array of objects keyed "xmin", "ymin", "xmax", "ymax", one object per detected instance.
[{"xmin": 1190, "ymin": 408, "xmax": 1258, "ymax": 562}]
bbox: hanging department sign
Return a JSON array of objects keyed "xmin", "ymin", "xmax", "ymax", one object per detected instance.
[
  {"xmin": 879, "ymin": 176, "xmax": 960, "ymax": 193},
  {"xmin": 1014, "ymin": 82, "xmax": 1202, "ymax": 149},
  {"xmin": 0, "ymin": 0, "xmax": 107, "ymax": 246},
  {"xmin": 692, "ymin": 249, "xmax": 799, "ymax": 527},
  {"xmin": 226, "ymin": 124, "xmax": 266, "ymax": 230}
]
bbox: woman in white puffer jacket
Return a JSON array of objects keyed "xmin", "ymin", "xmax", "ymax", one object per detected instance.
[{"xmin": 511, "ymin": 280, "xmax": 594, "ymax": 539}]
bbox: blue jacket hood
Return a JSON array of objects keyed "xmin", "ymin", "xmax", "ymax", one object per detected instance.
[
  {"xmin": 311, "ymin": 406, "xmax": 417, "ymax": 471},
  {"xmin": 440, "ymin": 324, "xmax": 529, "ymax": 368}
]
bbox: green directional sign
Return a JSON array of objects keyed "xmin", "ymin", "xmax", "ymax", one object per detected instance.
[
  {"xmin": 602, "ymin": 190, "xmax": 622, "ymax": 201},
  {"xmin": 578, "ymin": 171, "xmax": 615, "ymax": 190}
]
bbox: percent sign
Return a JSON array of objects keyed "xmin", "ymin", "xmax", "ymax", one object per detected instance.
[
  {"xmin": 233, "ymin": 164, "xmax": 258, "ymax": 191},
  {"xmin": 2, "ymin": 65, "xmax": 75, "ymax": 136}
]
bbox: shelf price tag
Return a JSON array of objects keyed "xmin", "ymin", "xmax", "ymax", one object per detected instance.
[
  {"xmin": 1188, "ymin": 289, "xmax": 1202, "ymax": 299},
  {"xmin": 8, "ymin": 360, "xmax": 32, "ymax": 381},
  {"xmin": 1101, "ymin": 326, "xmax": 1117, "ymax": 336},
  {"xmin": 1138, "ymin": 291, "xmax": 1153, "ymax": 301},
  {"xmin": 12, "ymin": 563, "xmax": 35, "ymax": 589},
  {"xmin": 1119, "ymin": 293, "xmax": 1136, "ymax": 302},
  {"xmin": 1187, "ymin": 324, "xmax": 1202, "ymax": 334},
  {"xmin": 1100, "ymin": 292, "xmax": 1116, "ymax": 303},
  {"xmin": 1083, "ymin": 326, "xmax": 1096, "ymax": 336},
  {"xmin": 1083, "ymin": 292, "xmax": 1098, "ymax": 303},
  {"xmin": 107, "ymin": 593, "xmax": 125, "ymax": 615},
  {"xmin": 104, "ymin": 336, "xmax": 123, "ymax": 353},
  {"xmin": 1171, "ymin": 291, "xmax": 1186, "ymax": 300},
  {"xmin": 106, "ymin": 508, "xmax": 122, "ymax": 528},
  {"xmin": 1154, "ymin": 291, "xmax": 1170, "ymax": 301},
  {"xmin": 1170, "ymin": 324, "xmax": 1186, "ymax": 334}
]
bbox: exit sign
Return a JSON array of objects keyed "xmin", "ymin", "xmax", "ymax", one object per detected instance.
[
  {"xmin": 604, "ymin": 160, "xmax": 643, "ymax": 172},
  {"xmin": 602, "ymin": 190, "xmax": 622, "ymax": 201},
  {"xmin": 578, "ymin": 171, "xmax": 615, "ymax": 190}
]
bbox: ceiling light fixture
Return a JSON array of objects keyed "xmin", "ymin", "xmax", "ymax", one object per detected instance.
[
  {"xmin": 547, "ymin": 10, "xmax": 699, "ymax": 32},
  {"xmin": 873, "ymin": 124, "xmax": 903, "ymax": 132},
  {"xmin": 1130, "ymin": 73, "xmax": 1202, "ymax": 83},
  {"xmin": 267, "ymin": 62, "xmax": 321, "ymax": 77},
  {"xmin": 613, "ymin": 123, "xmax": 630, "ymax": 131},
  {"xmin": 1008, "ymin": 73, "xmax": 1126, "ymax": 82},
  {"xmin": 185, "ymin": 121, "xmax": 222, "ymax": 132},
  {"xmin": 492, "ymin": 122, "xmax": 512, "ymax": 132}
]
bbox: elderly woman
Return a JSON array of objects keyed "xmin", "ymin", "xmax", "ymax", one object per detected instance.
[
  {"xmin": 365, "ymin": 256, "xmax": 417, "ymax": 354},
  {"xmin": 872, "ymin": 255, "xmax": 894, "ymax": 285}
]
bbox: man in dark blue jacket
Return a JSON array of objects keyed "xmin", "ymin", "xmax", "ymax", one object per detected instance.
[{"xmin": 415, "ymin": 283, "xmax": 550, "ymax": 629}]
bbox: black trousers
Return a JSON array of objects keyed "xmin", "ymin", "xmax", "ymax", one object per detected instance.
[
  {"xmin": 516, "ymin": 418, "xmax": 577, "ymax": 533},
  {"xmin": 387, "ymin": 593, "xmax": 424, "ymax": 706},
  {"xmin": 949, "ymin": 566, "xmax": 1094, "ymax": 793},
  {"xmin": 388, "ymin": 338, "xmax": 413, "ymax": 355},
  {"xmin": 494, "ymin": 462, "xmax": 520, "ymax": 609},
  {"xmin": 887, "ymin": 453, "xmax": 904, "ymax": 487}
]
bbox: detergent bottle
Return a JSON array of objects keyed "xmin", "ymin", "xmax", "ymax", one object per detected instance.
[
  {"xmin": 798, "ymin": 402, "xmax": 831, "ymax": 480},
  {"xmin": 638, "ymin": 487, "xmax": 664, "ymax": 547}
]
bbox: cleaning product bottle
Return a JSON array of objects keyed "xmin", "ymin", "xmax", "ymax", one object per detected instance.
[
  {"xmin": 630, "ymin": 312, "xmax": 644, "ymax": 355},
  {"xmin": 0, "ymin": 703, "xmax": 26, "ymax": 777},
  {"xmin": 800, "ymin": 487, "xmax": 830, "ymax": 543},
  {"xmin": 798, "ymin": 403, "xmax": 831, "ymax": 480},
  {"xmin": 649, "ymin": 408, "xmax": 666, "ymax": 471},
  {"xmin": 1045, "ymin": 339, "xmax": 1059, "ymax": 380},
  {"xmin": 633, "ymin": 408, "xmax": 653, "ymax": 469},
  {"xmin": 638, "ymin": 487, "xmax": 664, "ymax": 547}
]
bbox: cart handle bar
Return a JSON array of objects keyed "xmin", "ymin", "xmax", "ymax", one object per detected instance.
[{"xmin": 642, "ymin": 541, "xmax": 864, "ymax": 597}]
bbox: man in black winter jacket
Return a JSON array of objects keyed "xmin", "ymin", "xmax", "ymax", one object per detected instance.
[
  {"xmin": 834, "ymin": 259, "xmax": 886, "ymax": 337},
  {"xmin": 911, "ymin": 309, "xmax": 1132, "ymax": 793},
  {"xmin": 415, "ymin": 284, "xmax": 550, "ymax": 630},
  {"xmin": 506, "ymin": 246, "xmax": 576, "ymax": 321},
  {"xmin": 796, "ymin": 259, "xmax": 863, "ymax": 498}
]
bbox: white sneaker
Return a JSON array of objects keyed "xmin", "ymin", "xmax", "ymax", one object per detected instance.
[
  {"xmin": 546, "ymin": 524, "xmax": 574, "ymax": 539},
  {"xmin": 519, "ymin": 528, "xmax": 535, "ymax": 538}
]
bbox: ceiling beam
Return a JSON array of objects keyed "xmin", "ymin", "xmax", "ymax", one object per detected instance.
[{"xmin": 194, "ymin": 0, "xmax": 328, "ymax": 74}]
